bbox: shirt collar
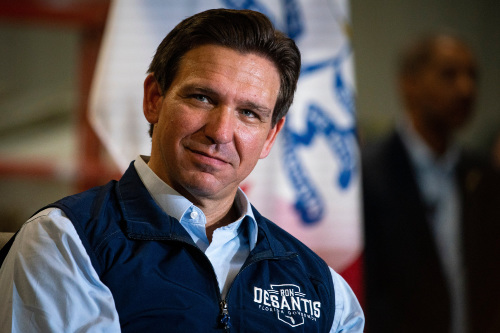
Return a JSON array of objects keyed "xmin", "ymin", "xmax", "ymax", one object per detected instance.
[
  {"xmin": 133, "ymin": 155, "xmax": 258, "ymax": 250},
  {"xmin": 397, "ymin": 116, "xmax": 460, "ymax": 175}
]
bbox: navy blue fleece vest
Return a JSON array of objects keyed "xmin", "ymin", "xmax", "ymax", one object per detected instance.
[{"xmin": 39, "ymin": 163, "xmax": 336, "ymax": 332}]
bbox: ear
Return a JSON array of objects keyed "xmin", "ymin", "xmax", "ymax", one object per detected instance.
[
  {"xmin": 143, "ymin": 73, "xmax": 163, "ymax": 125},
  {"xmin": 260, "ymin": 117, "xmax": 286, "ymax": 159}
]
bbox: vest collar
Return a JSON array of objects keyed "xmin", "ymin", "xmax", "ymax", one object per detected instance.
[
  {"xmin": 116, "ymin": 162, "xmax": 291, "ymax": 258},
  {"xmin": 115, "ymin": 162, "xmax": 193, "ymax": 244}
]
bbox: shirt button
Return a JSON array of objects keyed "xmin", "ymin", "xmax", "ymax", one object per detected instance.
[{"xmin": 190, "ymin": 211, "xmax": 198, "ymax": 219}]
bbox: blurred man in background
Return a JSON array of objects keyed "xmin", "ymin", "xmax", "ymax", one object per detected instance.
[{"xmin": 362, "ymin": 32, "xmax": 500, "ymax": 332}]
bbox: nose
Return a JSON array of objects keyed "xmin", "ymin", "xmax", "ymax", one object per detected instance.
[{"xmin": 204, "ymin": 106, "xmax": 235, "ymax": 144}]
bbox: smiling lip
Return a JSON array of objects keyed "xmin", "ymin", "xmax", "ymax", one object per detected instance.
[{"xmin": 188, "ymin": 148, "xmax": 229, "ymax": 165}]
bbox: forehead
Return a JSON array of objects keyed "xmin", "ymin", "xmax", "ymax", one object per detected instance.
[
  {"xmin": 175, "ymin": 44, "xmax": 279, "ymax": 78},
  {"xmin": 171, "ymin": 44, "xmax": 280, "ymax": 103},
  {"xmin": 428, "ymin": 38, "xmax": 476, "ymax": 69}
]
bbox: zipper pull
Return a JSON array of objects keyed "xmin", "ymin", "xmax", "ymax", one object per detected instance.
[{"xmin": 219, "ymin": 300, "xmax": 231, "ymax": 330}]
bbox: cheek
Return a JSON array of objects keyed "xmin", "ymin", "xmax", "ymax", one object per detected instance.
[
  {"xmin": 155, "ymin": 116, "xmax": 187, "ymax": 152},
  {"xmin": 158, "ymin": 107, "xmax": 200, "ymax": 138},
  {"xmin": 236, "ymin": 127, "xmax": 270, "ymax": 161}
]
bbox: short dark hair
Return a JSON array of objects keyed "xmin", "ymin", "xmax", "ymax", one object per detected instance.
[
  {"xmin": 147, "ymin": 8, "xmax": 301, "ymax": 136},
  {"xmin": 397, "ymin": 31, "xmax": 472, "ymax": 79}
]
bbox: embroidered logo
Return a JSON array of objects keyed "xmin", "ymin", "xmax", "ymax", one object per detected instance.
[{"xmin": 253, "ymin": 284, "xmax": 321, "ymax": 327}]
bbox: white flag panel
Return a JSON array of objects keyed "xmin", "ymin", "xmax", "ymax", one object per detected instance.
[{"xmin": 89, "ymin": 0, "xmax": 362, "ymax": 272}]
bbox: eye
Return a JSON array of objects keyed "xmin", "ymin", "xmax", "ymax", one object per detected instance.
[
  {"xmin": 241, "ymin": 109, "xmax": 257, "ymax": 118},
  {"xmin": 192, "ymin": 94, "xmax": 210, "ymax": 103}
]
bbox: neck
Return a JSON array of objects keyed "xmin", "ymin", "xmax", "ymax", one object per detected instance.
[
  {"xmin": 409, "ymin": 114, "xmax": 451, "ymax": 157},
  {"xmin": 144, "ymin": 156, "xmax": 241, "ymax": 242},
  {"xmin": 205, "ymin": 203, "xmax": 239, "ymax": 242},
  {"xmin": 192, "ymin": 193, "xmax": 240, "ymax": 243}
]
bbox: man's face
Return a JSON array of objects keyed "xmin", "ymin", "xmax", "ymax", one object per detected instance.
[
  {"xmin": 144, "ymin": 44, "xmax": 283, "ymax": 202},
  {"xmin": 408, "ymin": 38, "xmax": 478, "ymax": 133}
]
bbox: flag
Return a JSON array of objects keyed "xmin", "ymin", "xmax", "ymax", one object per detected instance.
[{"xmin": 89, "ymin": 0, "xmax": 362, "ymax": 297}]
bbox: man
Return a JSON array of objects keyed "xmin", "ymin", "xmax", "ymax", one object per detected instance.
[
  {"xmin": 362, "ymin": 32, "xmax": 500, "ymax": 332},
  {"xmin": 0, "ymin": 9, "xmax": 364, "ymax": 332}
]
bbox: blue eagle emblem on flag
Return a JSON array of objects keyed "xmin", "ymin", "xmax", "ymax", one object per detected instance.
[{"xmin": 224, "ymin": 0, "xmax": 358, "ymax": 225}]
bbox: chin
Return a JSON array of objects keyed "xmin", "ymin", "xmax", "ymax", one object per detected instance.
[{"xmin": 183, "ymin": 178, "xmax": 224, "ymax": 198}]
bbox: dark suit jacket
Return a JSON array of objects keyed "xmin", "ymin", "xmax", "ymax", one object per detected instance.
[{"xmin": 362, "ymin": 130, "xmax": 500, "ymax": 333}]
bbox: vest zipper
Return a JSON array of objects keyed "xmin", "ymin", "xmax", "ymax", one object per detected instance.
[
  {"xmin": 219, "ymin": 299, "xmax": 231, "ymax": 331},
  {"xmin": 170, "ymin": 239, "xmax": 232, "ymax": 331},
  {"xmin": 217, "ymin": 258, "xmax": 266, "ymax": 331}
]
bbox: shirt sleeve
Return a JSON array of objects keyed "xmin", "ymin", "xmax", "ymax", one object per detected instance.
[
  {"xmin": 0, "ymin": 208, "xmax": 121, "ymax": 333},
  {"xmin": 329, "ymin": 267, "xmax": 365, "ymax": 332}
]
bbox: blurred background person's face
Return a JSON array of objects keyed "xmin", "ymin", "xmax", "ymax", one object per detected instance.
[{"xmin": 406, "ymin": 37, "xmax": 478, "ymax": 135}]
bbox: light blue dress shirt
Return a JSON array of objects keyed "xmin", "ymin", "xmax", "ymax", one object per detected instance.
[
  {"xmin": 0, "ymin": 156, "xmax": 364, "ymax": 332},
  {"xmin": 398, "ymin": 119, "xmax": 466, "ymax": 333}
]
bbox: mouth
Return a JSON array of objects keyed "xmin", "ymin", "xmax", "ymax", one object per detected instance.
[{"xmin": 188, "ymin": 148, "xmax": 229, "ymax": 166}]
